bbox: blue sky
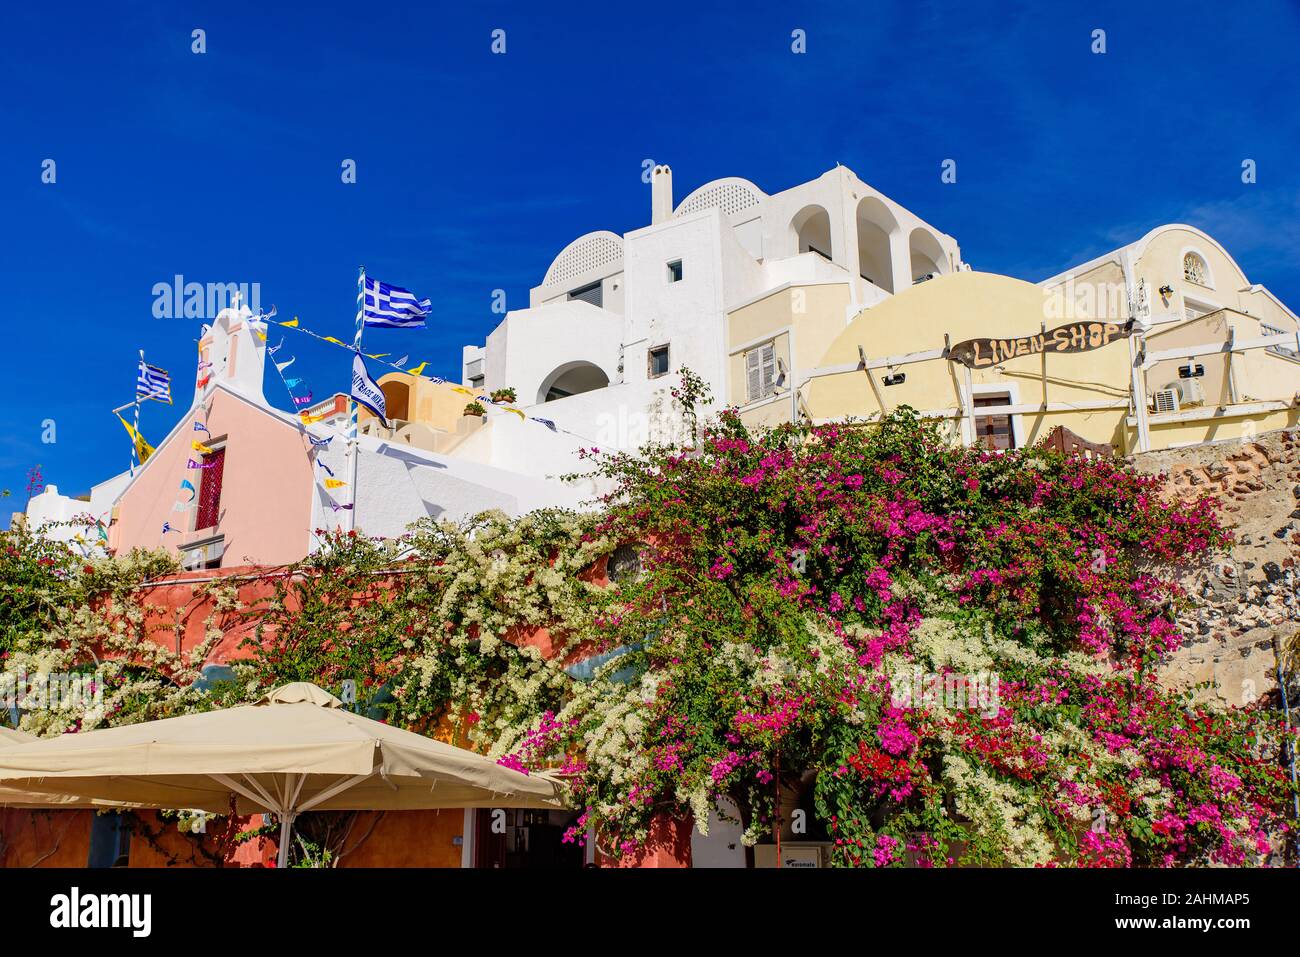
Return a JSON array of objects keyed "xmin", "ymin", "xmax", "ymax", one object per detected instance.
[{"xmin": 2, "ymin": 0, "xmax": 1298, "ymax": 499}]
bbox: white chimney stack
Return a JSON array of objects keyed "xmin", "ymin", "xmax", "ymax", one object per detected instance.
[{"xmin": 651, "ymin": 164, "xmax": 673, "ymax": 224}]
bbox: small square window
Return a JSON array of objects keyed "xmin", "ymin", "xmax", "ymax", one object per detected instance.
[
  {"xmin": 648, "ymin": 345, "xmax": 670, "ymax": 378},
  {"xmin": 667, "ymin": 259, "xmax": 683, "ymax": 283}
]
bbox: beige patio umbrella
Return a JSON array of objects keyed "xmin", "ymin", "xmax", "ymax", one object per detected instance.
[
  {"xmin": 0, "ymin": 726, "xmax": 73, "ymax": 806},
  {"xmin": 0, "ymin": 727, "xmax": 153, "ymax": 808},
  {"xmin": 0, "ymin": 683, "xmax": 562, "ymax": 866},
  {"xmin": 0, "ymin": 726, "xmax": 34, "ymax": 744}
]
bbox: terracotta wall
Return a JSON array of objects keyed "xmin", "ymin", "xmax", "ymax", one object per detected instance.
[{"xmin": 0, "ymin": 808, "xmax": 93, "ymax": 868}]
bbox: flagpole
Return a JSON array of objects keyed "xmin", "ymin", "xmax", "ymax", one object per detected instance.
[
  {"xmin": 346, "ymin": 267, "xmax": 365, "ymax": 533},
  {"xmin": 131, "ymin": 350, "xmax": 144, "ymax": 476}
]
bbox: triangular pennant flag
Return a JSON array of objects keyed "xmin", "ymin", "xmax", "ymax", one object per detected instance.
[
  {"xmin": 406, "ymin": 361, "xmax": 427, "ymax": 376},
  {"xmin": 317, "ymin": 460, "xmax": 335, "ymax": 477},
  {"xmin": 532, "ymin": 417, "xmax": 557, "ymax": 432},
  {"xmin": 324, "ymin": 478, "xmax": 347, "ymax": 489},
  {"xmin": 300, "ymin": 412, "xmax": 329, "ymax": 424},
  {"xmin": 192, "ymin": 440, "xmax": 215, "ymax": 454},
  {"xmin": 451, "ymin": 386, "xmax": 475, "ymax": 397},
  {"xmin": 275, "ymin": 357, "xmax": 296, "ymax": 373},
  {"xmin": 365, "ymin": 352, "xmax": 389, "ymax": 360},
  {"xmin": 193, "ymin": 421, "xmax": 211, "ymax": 436},
  {"xmin": 393, "ymin": 355, "xmax": 409, "ymax": 367},
  {"xmin": 279, "ymin": 317, "xmax": 299, "ymax": 327},
  {"xmin": 187, "ymin": 458, "xmax": 216, "ymax": 469},
  {"xmin": 257, "ymin": 332, "xmax": 267, "ymax": 341},
  {"xmin": 308, "ymin": 434, "xmax": 333, "ymax": 449},
  {"xmin": 268, "ymin": 338, "xmax": 285, "ymax": 355},
  {"xmin": 179, "ymin": 479, "xmax": 197, "ymax": 501},
  {"xmin": 114, "ymin": 412, "xmax": 155, "ymax": 463},
  {"xmin": 323, "ymin": 336, "xmax": 346, "ymax": 346},
  {"xmin": 504, "ymin": 407, "xmax": 525, "ymax": 420},
  {"xmin": 292, "ymin": 393, "xmax": 315, "ymax": 407},
  {"xmin": 283, "ymin": 377, "xmax": 303, "ymax": 388}
]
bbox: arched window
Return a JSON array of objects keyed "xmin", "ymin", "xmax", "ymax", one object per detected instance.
[{"xmin": 1183, "ymin": 252, "xmax": 1208, "ymax": 285}]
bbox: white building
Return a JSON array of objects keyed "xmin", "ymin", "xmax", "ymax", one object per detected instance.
[{"xmin": 461, "ymin": 163, "xmax": 965, "ymax": 449}]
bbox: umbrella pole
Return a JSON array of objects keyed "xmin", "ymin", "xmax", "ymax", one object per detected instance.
[{"xmin": 277, "ymin": 811, "xmax": 297, "ymax": 869}]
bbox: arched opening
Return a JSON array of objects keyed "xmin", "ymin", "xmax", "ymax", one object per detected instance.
[
  {"xmin": 380, "ymin": 379, "xmax": 411, "ymax": 421},
  {"xmin": 537, "ymin": 361, "xmax": 610, "ymax": 404},
  {"xmin": 909, "ymin": 228, "xmax": 948, "ymax": 283},
  {"xmin": 856, "ymin": 196, "xmax": 900, "ymax": 293},
  {"xmin": 1183, "ymin": 251, "xmax": 1210, "ymax": 286},
  {"xmin": 790, "ymin": 204, "xmax": 833, "ymax": 263}
]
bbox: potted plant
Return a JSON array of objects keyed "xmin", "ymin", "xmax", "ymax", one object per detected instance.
[
  {"xmin": 463, "ymin": 401, "xmax": 486, "ymax": 417},
  {"xmin": 490, "ymin": 387, "xmax": 517, "ymax": 404}
]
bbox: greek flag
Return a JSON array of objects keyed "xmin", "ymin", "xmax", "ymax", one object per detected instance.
[
  {"xmin": 137, "ymin": 361, "xmax": 172, "ymax": 404},
  {"xmin": 363, "ymin": 276, "xmax": 431, "ymax": 329}
]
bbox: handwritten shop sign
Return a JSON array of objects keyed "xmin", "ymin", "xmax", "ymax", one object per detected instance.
[{"xmin": 947, "ymin": 319, "xmax": 1133, "ymax": 369}]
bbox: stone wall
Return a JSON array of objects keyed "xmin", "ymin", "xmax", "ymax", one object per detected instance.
[{"xmin": 1131, "ymin": 427, "xmax": 1300, "ymax": 705}]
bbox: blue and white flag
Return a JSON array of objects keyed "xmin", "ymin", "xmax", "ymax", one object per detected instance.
[
  {"xmin": 137, "ymin": 361, "xmax": 172, "ymax": 404},
  {"xmin": 350, "ymin": 353, "xmax": 388, "ymax": 426},
  {"xmin": 363, "ymin": 277, "xmax": 431, "ymax": 329},
  {"xmin": 308, "ymin": 434, "xmax": 333, "ymax": 449}
]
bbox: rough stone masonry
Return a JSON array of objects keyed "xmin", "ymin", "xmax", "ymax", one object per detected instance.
[{"xmin": 1131, "ymin": 427, "xmax": 1300, "ymax": 707}]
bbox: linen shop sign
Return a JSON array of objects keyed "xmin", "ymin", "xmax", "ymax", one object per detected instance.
[{"xmin": 947, "ymin": 319, "xmax": 1134, "ymax": 369}]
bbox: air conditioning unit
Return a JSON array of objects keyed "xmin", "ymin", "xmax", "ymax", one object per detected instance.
[
  {"xmin": 1175, "ymin": 376, "xmax": 1205, "ymax": 406},
  {"xmin": 1151, "ymin": 388, "xmax": 1180, "ymax": 414}
]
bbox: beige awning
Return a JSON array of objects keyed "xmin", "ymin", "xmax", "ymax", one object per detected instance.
[{"xmin": 0, "ymin": 683, "xmax": 562, "ymax": 864}]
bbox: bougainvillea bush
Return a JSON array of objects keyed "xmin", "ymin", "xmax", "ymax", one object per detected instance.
[
  {"xmin": 1, "ymin": 404, "xmax": 1294, "ymax": 867},
  {"xmin": 521, "ymin": 406, "xmax": 1291, "ymax": 867}
]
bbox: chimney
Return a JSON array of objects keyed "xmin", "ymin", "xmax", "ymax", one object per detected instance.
[{"xmin": 651, "ymin": 164, "xmax": 673, "ymax": 224}]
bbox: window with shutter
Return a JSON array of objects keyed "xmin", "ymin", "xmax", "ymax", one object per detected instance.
[
  {"xmin": 567, "ymin": 281, "xmax": 603, "ymax": 308},
  {"xmin": 194, "ymin": 447, "xmax": 226, "ymax": 530},
  {"xmin": 745, "ymin": 342, "xmax": 777, "ymax": 402}
]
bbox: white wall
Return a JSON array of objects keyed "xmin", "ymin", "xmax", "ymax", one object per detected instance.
[
  {"xmin": 22, "ymin": 470, "xmax": 130, "ymax": 554},
  {"xmin": 309, "ymin": 433, "xmax": 589, "ymax": 542}
]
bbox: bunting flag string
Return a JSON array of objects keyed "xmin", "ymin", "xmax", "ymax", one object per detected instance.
[{"xmin": 273, "ymin": 315, "xmax": 607, "ymax": 445}]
